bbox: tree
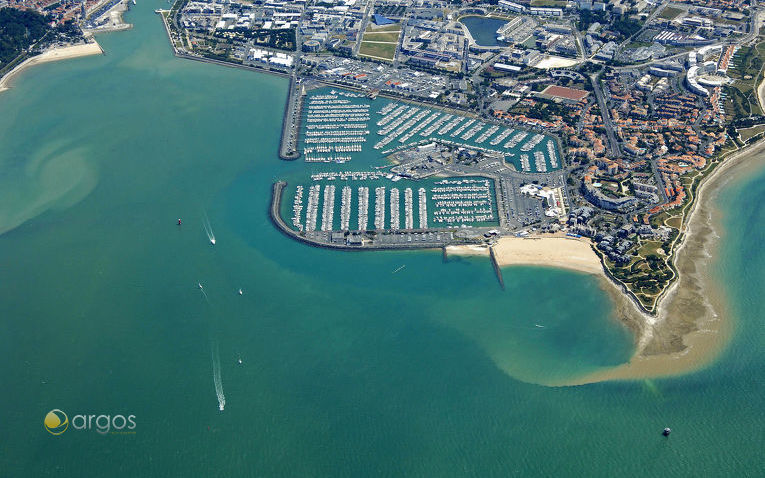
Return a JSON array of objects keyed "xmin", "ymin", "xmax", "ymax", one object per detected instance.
[{"xmin": 0, "ymin": 7, "xmax": 51, "ymax": 65}]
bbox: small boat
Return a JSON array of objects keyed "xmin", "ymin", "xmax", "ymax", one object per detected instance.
[
  {"xmin": 132, "ymin": 0, "xmax": 136, "ymax": 4},
  {"xmin": 238, "ymin": 288, "xmax": 243, "ymax": 295},
  {"xmin": 662, "ymin": 427, "xmax": 671, "ymax": 437},
  {"xmin": 177, "ymin": 218, "xmax": 182, "ymax": 225},
  {"xmin": 237, "ymin": 357, "xmax": 243, "ymax": 365},
  {"xmin": 210, "ymin": 238, "xmax": 216, "ymax": 245},
  {"xmin": 198, "ymin": 282, "xmax": 203, "ymax": 290},
  {"xmin": 535, "ymin": 324, "xmax": 545, "ymax": 328}
]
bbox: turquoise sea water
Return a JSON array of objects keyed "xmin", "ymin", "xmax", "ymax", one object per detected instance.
[{"xmin": 1, "ymin": 3, "xmax": 764, "ymax": 476}]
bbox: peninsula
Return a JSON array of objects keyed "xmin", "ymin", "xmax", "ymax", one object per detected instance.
[
  {"xmin": 7, "ymin": 0, "xmax": 762, "ymax": 379},
  {"xmin": 156, "ymin": 0, "xmax": 765, "ymax": 378}
]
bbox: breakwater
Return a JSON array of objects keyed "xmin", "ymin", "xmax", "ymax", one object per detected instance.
[
  {"xmin": 279, "ymin": 76, "xmax": 302, "ymax": 160},
  {"xmin": 489, "ymin": 245, "xmax": 505, "ymax": 290},
  {"xmin": 271, "ymin": 182, "xmax": 480, "ymax": 250}
]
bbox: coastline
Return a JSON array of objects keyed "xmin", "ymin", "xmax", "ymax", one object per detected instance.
[
  {"xmin": 449, "ymin": 137, "xmax": 765, "ymax": 385},
  {"xmin": 0, "ymin": 42, "xmax": 104, "ymax": 94},
  {"xmin": 562, "ymin": 138, "xmax": 765, "ymax": 385},
  {"xmin": 448, "ymin": 235, "xmax": 655, "ymax": 356},
  {"xmin": 447, "ymin": 235, "xmax": 603, "ymax": 276},
  {"xmin": 152, "ymin": 1, "xmax": 763, "ymax": 384}
]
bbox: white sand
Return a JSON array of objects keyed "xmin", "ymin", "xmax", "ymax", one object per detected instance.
[
  {"xmin": 0, "ymin": 42, "xmax": 103, "ymax": 93},
  {"xmin": 448, "ymin": 235, "xmax": 603, "ymax": 276}
]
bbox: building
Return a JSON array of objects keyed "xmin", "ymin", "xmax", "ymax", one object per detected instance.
[
  {"xmin": 303, "ymin": 39, "xmax": 321, "ymax": 52},
  {"xmin": 373, "ymin": 14, "xmax": 395, "ymax": 26},
  {"xmin": 498, "ymin": 0, "xmax": 526, "ymax": 13},
  {"xmin": 529, "ymin": 7, "xmax": 563, "ymax": 16},
  {"xmin": 493, "ymin": 63, "xmax": 522, "ymax": 73},
  {"xmin": 581, "ymin": 183, "xmax": 638, "ymax": 211}
]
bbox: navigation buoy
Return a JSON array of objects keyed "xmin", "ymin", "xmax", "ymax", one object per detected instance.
[
  {"xmin": 177, "ymin": 218, "xmax": 182, "ymax": 226},
  {"xmin": 662, "ymin": 427, "xmax": 671, "ymax": 437}
]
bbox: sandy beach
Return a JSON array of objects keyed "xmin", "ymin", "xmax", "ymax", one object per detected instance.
[
  {"xmin": 448, "ymin": 235, "xmax": 603, "ymax": 275},
  {"xmin": 0, "ymin": 42, "xmax": 103, "ymax": 94},
  {"xmin": 449, "ymin": 137, "xmax": 765, "ymax": 385}
]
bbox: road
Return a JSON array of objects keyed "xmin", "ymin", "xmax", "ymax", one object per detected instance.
[
  {"xmin": 589, "ymin": 73, "xmax": 620, "ymax": 158},
  {"xmin": 353, "ymin": 0, "xmax": 375, "ymax": 57},
  {"xmin": 609, "ymin": 7, "xmax": 761, "ymax": 72}
]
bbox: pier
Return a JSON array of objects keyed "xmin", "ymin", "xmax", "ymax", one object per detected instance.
[
  {"xmin": 279, "ymin": 76, "xmax": 303, "ymax": 160},
  {"xmin": 489, "ymin": 246, "xmax": 505, "ymax": 290}
]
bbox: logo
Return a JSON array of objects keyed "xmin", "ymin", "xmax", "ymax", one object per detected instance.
[
  {"xmin": 44, "ymin": 409, "xmax": 136, "ymax": 435},
  {"xmin": 44, "ymin": 409, "xmax": 69, "ymax": 435}
]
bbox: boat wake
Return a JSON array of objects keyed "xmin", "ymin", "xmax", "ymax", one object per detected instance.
[
  {"xmin": 212, "ymin": 341, "xmax": 225, "ymax": 411},
  {"xmin": 203, "ymin": 213, "xmax": 216, "ymax": 245},
  {"xmin": 198, "ymin": 282, "xmax": 210, "ymax": 303}
]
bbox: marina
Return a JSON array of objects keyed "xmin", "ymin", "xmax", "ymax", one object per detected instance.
[
  {"xmin": 341, "ymin": 186, "xmax": 351, "ymax": 231},
  {"xmin": 451, "ymin": 118, "xmax": 476, "ymax": 137},
  {"xmin": 461, "ymin": 123, "xmax": 485, "ymax": 141},
  {"xmin": 547, "ymin": 140, "xmax": 559, "ymax": 169},
  {"xmin": 419, "ymin": 188, "xmax": 428, "ymax": 229},
  {"xmin": 431, "ymin": 178, "xmax": 495, "ymax": 225},
  {"xmin": 390, "ymin": 188, "xmax": 400, "ymax": 230},
  {"xmin": 306, "ymin": 184, "xmax": 320, "ymax": 232},
  {"xmin": 405, "ymin": 188, "xmax": 414, "ymax": 230},
  {"xmin": 375, "ymin": 186, "xmax": 385, "ymax": 230},
  {"xmin": 291, "ymin": 185, "xmax": 304, "ymax": 231},
  {"xmin": 296, "ymin": 90, "xmax": 562, "ymax": 174},
  {"xmin": 358, "ymin": 186, "xmax": 369, "ymax": 231},
  {"xmin": 14, "ymin": 4, "xmax": 765, "ymax": 477},
  {"xmin": 279, "ymin": 87, "xmax": 563, "ymax": 243},
  {"xmin": 476, "ymin": 125, "xmax": 499, "ymax": 144},
  {"xmin": 504, "ymin": 131, "xmax": 528, "ymax": 149},
  {"xmin": 321, "ymin": 184, "xmax": 335, "ymax": 231},
  {"xmin": 520, "ymin": 154, "xmax": 531, "ymax": 172},
  {"xmin": 284, "ymin": 174, "xmax": 498, "ymax": 234},
  {"xmin": 302, "ymin": 92, "xmax": 371, "ymax": 162},
  {"xmin": 534, "ymin": 151, "xmax": 548, "ymax": 173},
  {"xmin": 438, "ymin": 116, "xmax": 464, "ymax": 135},
  {"xmin": 520, "ymin": 133, "xmax": 545, "ymax": 152},
  {"xmin": 490, "ymin": 128, "xmax": 513, "ymax": 146}
]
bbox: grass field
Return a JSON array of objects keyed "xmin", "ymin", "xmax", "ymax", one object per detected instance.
[
  {"xmin": 359, "ymin": 23, "xmax": 401, "ymax": 61},
  {"xmin": 738, "ymin": 124, "xmax": 765, "ymax": 141},
  {"xmin": 367, "ymin": 23, "xmax": 402, "ymax": 33},
  {"xmin": 726, "ymin": 40, "xmax": 765, "ymax": 118},
  {"xmin": 658, "ymin": 6, "xmax": 683, "ymax": 20},
  {"xmin": 362, "ymin": 31, "xmax": 401, "ymax": 43},
  {"xmin": 359, "ymin": 41, "xmax": 397, "ymax": 60}
]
